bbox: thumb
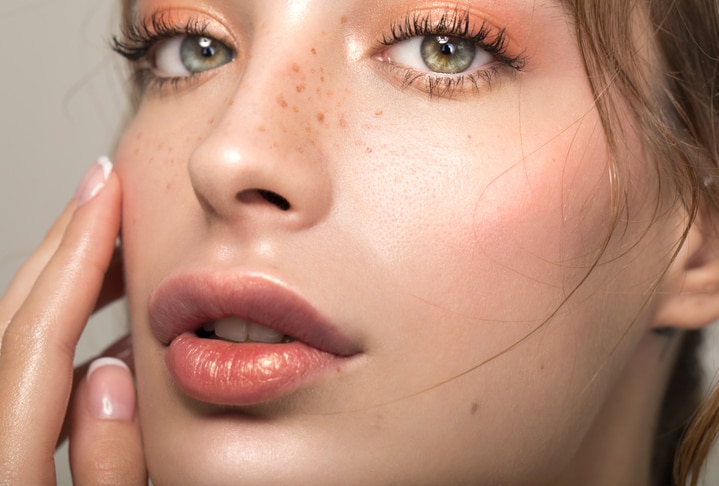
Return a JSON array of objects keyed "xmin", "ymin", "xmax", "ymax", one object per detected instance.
[{"xmin": 69, "ymin": 358, "xmax": 147, "ymax": 486}]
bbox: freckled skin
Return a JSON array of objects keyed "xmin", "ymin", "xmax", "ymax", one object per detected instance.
[{"xmin": 115, "ymin": 2, "xmax": 686, "ymax": 485}]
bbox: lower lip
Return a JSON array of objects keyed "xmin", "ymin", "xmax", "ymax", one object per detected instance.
[{"xmin": 165, "ymin": 333, "xmax": 343, "ymax": 405}]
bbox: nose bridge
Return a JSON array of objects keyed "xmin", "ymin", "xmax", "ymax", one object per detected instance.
[{"xmin": 188, "ymin": 31, "xmax": 333, "ymax": 230}]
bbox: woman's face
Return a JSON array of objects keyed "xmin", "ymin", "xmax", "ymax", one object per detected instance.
[{"xmin": 115, "ymin": 0, "xmax": 679, "ymax": 483}]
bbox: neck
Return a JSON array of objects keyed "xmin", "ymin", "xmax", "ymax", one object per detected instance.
[{"xmin": 552, "ymin": 330, "xmax": 682, "ymax": 486}]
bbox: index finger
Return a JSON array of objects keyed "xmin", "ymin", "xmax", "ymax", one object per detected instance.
[{"xmin": 0, "ymin": 162, "xmax": 122, "ymax": 484}]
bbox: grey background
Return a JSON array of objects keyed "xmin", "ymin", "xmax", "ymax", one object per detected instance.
[{"xmin": 0, "ymin": 1, "xmax": 718, "ymax": 484}]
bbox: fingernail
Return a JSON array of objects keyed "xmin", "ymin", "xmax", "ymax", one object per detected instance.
[
  {"xmin": 75, "ymin": 156, "xmax": 113, "ymax": 206},
  {"xmin": 86, "ymin": 357, "xmax": 135, "ymax": 421}
]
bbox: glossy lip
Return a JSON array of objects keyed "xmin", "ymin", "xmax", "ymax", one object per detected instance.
[{"xmin": 148, "ymin": 271, "xmax": 361, "ymax": 405}]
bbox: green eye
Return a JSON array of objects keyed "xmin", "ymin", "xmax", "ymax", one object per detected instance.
[
  {"xmin": 382, "ymin": 35, "xmax": 495, "ymax": 76},
  {"xmin": 153, "ymin": 35, "xmax": 234, "ymax": 77},
  {"xmin": 179, "ymin": 36, "xmax": 234, "ymax": 73},
  {"xmin": 420, "ymin": 36, "xmax": 476, "ymax": 74}
]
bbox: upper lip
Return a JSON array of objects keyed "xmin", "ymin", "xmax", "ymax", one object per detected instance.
[{"xmin": 148, "ymin": 270, "xmax": 359, "ymax": 357}]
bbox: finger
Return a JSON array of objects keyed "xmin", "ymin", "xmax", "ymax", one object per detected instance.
[
  {"xmin": 0, "ymin": 200, "xmax": 76, "ymax": 336},
  {"xmin": 70, "ymin": 358, "xmax": 146, "ymax": 486},
  {"xmin": 0, "ymin": 160, "xmax": 121, "ymax": 484},
  {"xmin": 58, "ymin": 334, "xmax": 134, "ymax": 447},
  {"xmin": 0, "ymin": 212, "xmax": 126, "ymax": 338}
]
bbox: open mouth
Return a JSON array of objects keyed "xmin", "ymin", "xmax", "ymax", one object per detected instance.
[{"xmin": 196, "ymin": 318, "xmax": 297, "ymax": 344}]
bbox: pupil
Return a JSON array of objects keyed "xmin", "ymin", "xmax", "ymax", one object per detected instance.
[
  {"xmin": 440, "ymin": 43, "xmax": 456, "ymax": 56},
  {"xmin": 201, "ymin": 46, "xmax": 216, "ymax": 58}
]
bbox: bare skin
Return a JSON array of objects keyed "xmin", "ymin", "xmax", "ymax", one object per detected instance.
[{"xmin": 0, "ymin": 165, "xmax": 146, "ymax": 485}]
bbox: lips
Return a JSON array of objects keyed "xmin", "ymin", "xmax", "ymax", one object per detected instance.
[{"xmin": 148, "ymin": 271, "xmax": 359, "ymax": 406}]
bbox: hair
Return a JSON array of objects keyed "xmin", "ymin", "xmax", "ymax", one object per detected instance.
[
  {"xmin": 564, "ymin": 0, "xmax": 719, "ymax": 484},
  {"xmin": 117, "ymin": 0, "xmax": 719, "ymax": 483}
]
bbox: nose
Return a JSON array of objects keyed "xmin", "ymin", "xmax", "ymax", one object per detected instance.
[{"xmin": 188, "ymin": 62, "xmax": 333, "ymax": 231}]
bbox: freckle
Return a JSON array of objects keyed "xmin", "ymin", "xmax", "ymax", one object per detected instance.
[
  {"xmin": 365, "ymin": 147, "xmax": 373, "ymax": 153},
  {"xmin": 326, "ymin": 90, "xmax": 333, "ymax": 97},
  {"xmin": 320, "ymin": 67, "xmax": 325, "ymax": 74},
  {"xmin": 277, "ymin": 96, "xmax": 288, "ymax": 108},
  {"xmin": 196, "ymin": 136, "xmax": 202, "ymax": 142},
  {"xmin": 375, "ymin": 110, "xmax": 383, "ymax": 117},
  {"xmin": 228, "ymin": 99, "xmax": 235, "ymax": 106},
  {"xmin": 208, "ymin": 117, "xmax": 215, "ymax": 125},
  {"xmin": 320, "ymin": 77, "xmax": 325, "ymax": 83},
  {"xmin": 339, "ymin": 116, "xmax": 348, "ymax": 128},
  {"xmin": 471, "ymin": 402, "xmax": 479, "ymax": 416},
  {"xmin": 316, "ymin": 112, "xmax": 325, "ymax": 123},
  {"xmin": 293, "ymin": 106, "xmax": 300, "ymax": 113},
  {"xmin": 166, "ymin": 183, "xmax": 172, "ymax": 191},
  {"xmin": 321, "ymin": 31, "xmax": 327, "ymax": 36},
  {"xmin": 340, "ymin": 16, "xmax": 348, "ymax": 25},
  {"xmin": 467, "ymin": 134, "xmax": 473, "ymax": 140},
  {"xmin": 291, "ymin": 63, "xmax": 301, "ymax": 73},
  {"xmin": 311, "ymin": 48, "xmax": 317, "ymax": 55},
  {"xmin": 133, "ymin": 147, "xmax": 140, "ymax": 156},
  {"xmin": 297, "ymin": 146, "xmax": 305, "ymax": 154},
  {"xmin": 296, "ymin": 83, "xmax": 306, "ymax": 93},
  {"xmin": 135, "ymin": 132, "xmax": 143, "ymax": 140},
  {"xmin": 257, "ymin": 125, "xmax": 266, "ymax": 132}
]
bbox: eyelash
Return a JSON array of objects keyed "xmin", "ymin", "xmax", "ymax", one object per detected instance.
[
  {"xmin": 112, "ymin": 12, "xmax": 227, "ymax": 93},
  {"xmin": 112, "ymin": 10, "xmax": 526, "ymax": 99},
  {"xmin": 378, "ymin": 10, "xmax": 527, "ymax": 98}
]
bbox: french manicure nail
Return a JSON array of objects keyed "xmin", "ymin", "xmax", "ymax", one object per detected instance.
[
  {"xmin": 86, "ymin": 357, "xmax": 135, "ymax": 421},
  {"xmin": 75, "ymin": 156, "xmax": 113, "ymax": 206}
]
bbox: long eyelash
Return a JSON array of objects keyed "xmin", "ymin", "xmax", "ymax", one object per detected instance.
[
  {"xmin": 112, "ymin": 12, "xmax": 212, "ymax": 92},
  {"xmin": 380, "ymin": 9, "xmax": 527, "ymax": 98}
]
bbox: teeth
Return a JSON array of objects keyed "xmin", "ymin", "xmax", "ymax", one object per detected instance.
[
  {"xmin": 212, "ymin": 317, "xmax": 285, "ymax": 344},
  {"xmin": 214, "ymin": 318, "xmax": 248, "ymax": 342},
  {"xmin": 248, "ymin": 322, "xmax": 284, "ymax": 343}
]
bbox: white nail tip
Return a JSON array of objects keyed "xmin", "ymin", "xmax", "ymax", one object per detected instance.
[
  {"xmin": 97, "ymin": 156, "xmax": 113, "ymax": 180},
  {"xmin": 87, "ymin": 357, "xmax": 130, "ymax": 379}
]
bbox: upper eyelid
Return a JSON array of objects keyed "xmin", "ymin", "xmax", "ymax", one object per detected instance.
[
  {"xmin": 374, "ymin": 8, "xmax": 526, "ymax": 69},
  {"xmin": 113, "ymin": 11, "xmax": 237, "ymax": 63}
]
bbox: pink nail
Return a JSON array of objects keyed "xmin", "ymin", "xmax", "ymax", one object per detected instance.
[
  {"xmin": 86, "ymin": 357, "xmax": 135, "ymax": 421},
  {"xmin": 75, "ymin": 157, "xmax": 113, "ymax": 205}
]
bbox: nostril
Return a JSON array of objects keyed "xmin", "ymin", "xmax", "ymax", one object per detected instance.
[
  {"xmin": 236, "ymin": 189, "xmax": 291, "ymax": 211},
  {"xmin": 259, "ymin": 190, "xmax": 291, "ymax": 211}
]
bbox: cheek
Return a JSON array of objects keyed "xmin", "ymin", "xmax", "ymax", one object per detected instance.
[{"xmin": 113, "ymin": 114, "xmax": 199, "ymax": 307}]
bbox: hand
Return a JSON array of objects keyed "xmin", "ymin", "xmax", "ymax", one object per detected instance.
[{"xmin": 0, "ymin": 159, "xmax": 147, "ymax": 485}]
